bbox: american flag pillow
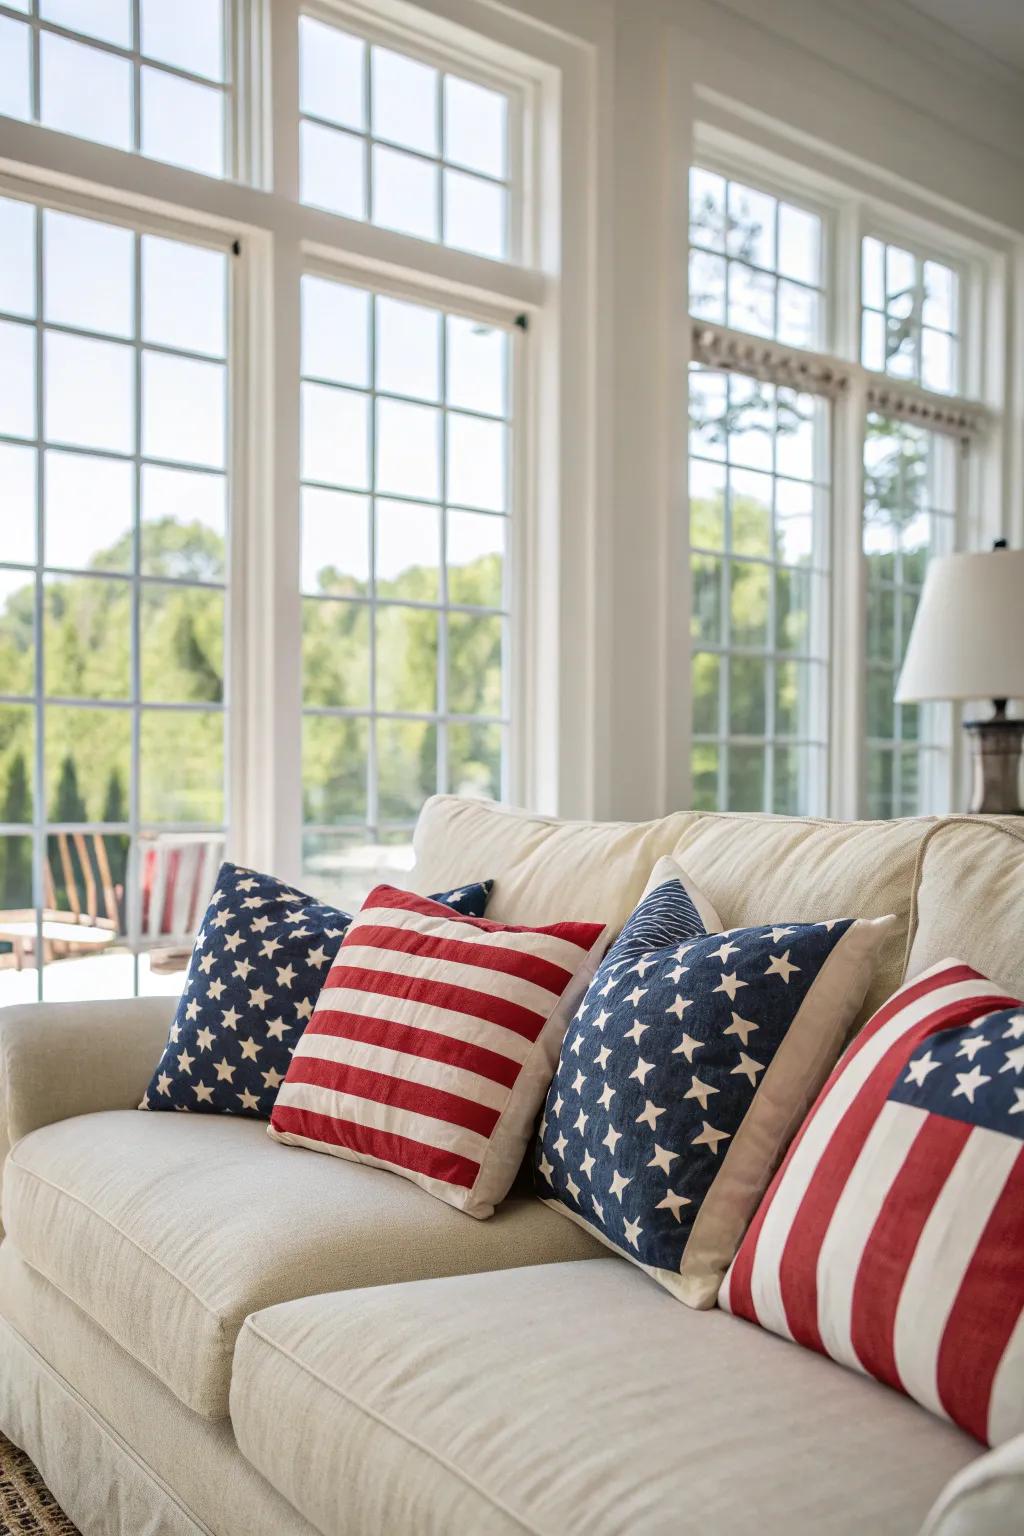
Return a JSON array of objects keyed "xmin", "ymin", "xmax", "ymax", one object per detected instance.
[
  {"xmin": 269, "ymin": 886, "xmax": 608, "ymax": 1217},
  {"xmin": 721, "ymin": 959, "xmax": 1024, "ymax": 1446}
]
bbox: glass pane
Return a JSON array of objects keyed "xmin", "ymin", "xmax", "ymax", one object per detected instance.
[
  {"xmin": 141, "ymin": 0, "xmax": 224, "ymax": 81},
  {"xmin": 141, "ymin": 583, "xmax": 224, "ymax": 703},
  {"xmin": 922, "ymin": 329, "xmax": 954, "ymax": 394},
  {"xmin": 142, "ymin": 236, "xmax": 226, "ymax": 358},
  {"xmin": 923, "ymin": 261, "xmax": 957, "ymax": 333},
  {"xmin": 143, "ymin": 352, "xmax": 225, "ymax": 468},
  {"xmin": 46, "ymin": 332, "xmax": 134, "ymax": 454},
  {"xmin": 0, "ymin": 17, "xmax": 31, "ymax": 123},
  {"xmin": 867, "ymin": 665, "xmax": 896, "ymax": 740},
  {"xmin": 726, "ymin": 182, "xmax": 776, "ymax": 268},
  {"xmin": 688, "ymin": 250, "xmax": 726, "ymax": 324},
  {"xmin": 774, "ymin": 491, "xmax": 815, "ymax": 568},
  {"xmin": 44, "ymin": 574, "xmax": 131, "ymax": 700},
  {"xmin": 0, "ymin": 568, "xmax": 34, "ymax": 696},
  {"xmin": 371, "ymin": 47, "xmax": 437, "ymax": 155},
  {"xmin": 886, "ymin": 245, "xmax": 916, "ymax": 309},
  {"xmin": 141, "ymin": 465, "xmax": 226, "ymax": 581},
  {"xmin": 376, "ymin": 398, "xmax": 440, "ymax": 501},
  {"xmin": 689, "ymin": 370, "xmax": 727, "ymax": 461},
  {"xmin": 729, "ymin": 469, "xmax": 772, "ymax": 558},
  {"xmin": 866, "ymin": 746, "xmax": 894, "ymax": 819},
  {"xmin": 446, "ymin": 413, "xmax": 505, "ymax": 511},
  {"xmin": 301, "ymin": 488, "xmax": 370, "ymax": 597},
  {"xmin": 691, "ymin": 652, "xmax": 720, "ymax": 736},
  {"xmin": 300, "ymin": 121, "xmax": 366, "ymax": 220},
  {"xmin": 728, "ymin": 656, "xmax": 766, "ymax": 736},
  {"xmin": 444, "ymin": 77, "xmax": 507, "ymax": 179},
  {"xmin": 690, "ymin": 459, "xmax": 726, "ymax": 550},
  {"xmin": 0, "ymin": 196, "xmax": 36, "ymax": 318},
  {"xmin": 372, "ymin": 145, "xmax": 438, "ymax": 242},
  {"xmin": 41, "ymin": 942, "xmax": 134, "ymax": 1004},
  {"xmin": 447, "ymin": 612, "xmax": 502, "ymax": 715},
  {"xmin": 862, "ymin": 238, "xmax": 885, "ymax": 311},
  {"xmin": 775, "ymin": 659, "xmax": 815, "ymax": 736},
  {"xmin": 447, "ymin": 510, "xmax": 504, "ymax": 608},
  {"xmin": 42, "ymin": 0, "xmax": 130, "ymax": 48},
  {"xmin": 691, "ymin": 556, "xmax": 723, "ymax": 644},
  {"xmin": 777, "ymin": 280, "xmax": 819, "ymax": 349},
  {"xmin": 1, "ymin": 320, "xmax": 36, "ymax": 440},
  {"xmin": 45, "ymin": 450, "xmax": 134, "ymax": 573},
  {"xmin": 443, "ymin": 171, "xmax": 506, "ymax": 261},
  {"xmin": 727, "ymin": 377, "xmax": 774, "ymax": 471},
  {"xmin": 0, "ymin": 835, "xmax": 33, "ymax": 983},
  {"xmin": 0, "ymin": 443, "xmax": 36, "ymax": 565},
  {"xmin": 40, "ymin": 33, "xmax": 131, "ymax": 150},
  {"xmin": 303, "ymin": 713, "xmax": 368, "ymax": 823},
  {"xmin": 728, "ymin": 262, "xmax": 774, "ymax": 337},
  {"xmin": 301, "ymin": 277, "xmax": 369, "ymax": 387},
  {"xmin": 376, "ymin": 606, "xmax": 438, "ymax": 713},
  {"xmin": 377, "ymin": 718, "xmax": 436, "ymax": 820},
  {"xmin": 689, "ymin": 168, "xmax": 726, "ymax": 252},
  {"xmin": 691, "ymin": 741, "xmax": 719, "ymax": 811},
  {"xmin": 775, "ymin": 390, "xmax": 820, "ymax": 482},
  {"xmin": 774, "ymin": 745, "xmax": 819, "ymax": 815},
  {"xmin": 729, "ymin": 558, "xmax": 769, "ymax": 648},
  {"xmin": 446, "ymin": 316, "xmax": 507, "ymax": 417},
  {"xmin": 861, "ymin": 309, "xmax": 886, "ymax": 371},
  {"xmin": 775, "ymin": 567, "xmax": 812, "ymax": 654},
  {"xmin": 376, "ymin": 295, "xmax": 441, "ymax": 402},
  {"xmin": 727, "ymin": 745, "xmax": 765, "ymax": 811},
  {"xmin": 301, "ymin": 828, "xmax": 387, "ymax": 913},
  {"xmin": 448, "ymin": 721, "xmax": 502, "ymax": 799},
  {"xmin": 777, "ymin": 203, "xmax": 820, "ymax": 287},
  {"xmin": 140, "ymin": 710, "xmax": 223, "ymax": 823},
  {"xmin": 141, "ymin": 68, "xmax": 225, "ymax": 178},
  {"xmin": 302, "ymin": 598, "xmax": 370, "ymax": 708},
  {"xmin": 299, "ymin": 18, "xmax": 364, "ymax": 131},
  {"xmin": 376, "ymin": 500, "xmax": 440, "ymax": 602},
  {"xmin": 301, "ymin": 383, "xmax": 370, "ymax": 489},
  {"xmin": 45, "ymin": 705, "xmax": 131, "ymax": 820},
  {"xmin": 44, "ymin": 210, "xmax": 134, "ymax": 339}
]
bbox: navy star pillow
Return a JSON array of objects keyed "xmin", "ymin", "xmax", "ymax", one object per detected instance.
[
  {"xmin": 140, "ymin": 863, "xmax": 493, "ymax": 1119},
  {"xmin": 534, "ymin": 860, "xmax": 895, "ymax": 1307}
]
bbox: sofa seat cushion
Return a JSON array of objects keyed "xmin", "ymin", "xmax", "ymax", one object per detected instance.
[
  {"xmin": 231, "ymin": 1259, "xmax": 979, "ymax": 1536},
  {"xmin": 2, "ymin": 1110, "xmax": 603, "ymax": 1421}
]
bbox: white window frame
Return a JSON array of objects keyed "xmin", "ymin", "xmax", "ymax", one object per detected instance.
[
  {"xmin": 681, "ymin": 117, "xmax": 1004, "ymax": 822},
  {"xmin": 0, "ymin": 0, "xmax": 606, "ymax": 935}
]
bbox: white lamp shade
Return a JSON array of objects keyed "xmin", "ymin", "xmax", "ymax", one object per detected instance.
[{"xmin": 895, "ymin": 548, "xmax": 1024, "ymax": 703}]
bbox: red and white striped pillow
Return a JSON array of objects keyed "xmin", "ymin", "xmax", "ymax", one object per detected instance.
[
  {"xmin": 269, "ymin": 886, "xmax": 608, "ymax": 1217},
  {"xmin": 721, "ymin": 959, "xmax": 1024, "ymax": 1446}
]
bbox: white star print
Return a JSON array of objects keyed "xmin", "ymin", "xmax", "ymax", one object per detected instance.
[
  {"xmin": 1011, "ymin": 1089, "xmax": 1024, "ymax": 1116},
  {"xmin": 168, "ymin": 1022, "xmax": 180, "ymax": 1044},
  {"xmin": 765, "ymin": 951, "xmax": 800, "ymax": 983},
  {"xmin": 211, "ymin": 910, "xmax": 229, "ymax": 930},
  {"xmin": 666, "ymin": 964, "xmax": 688, "ymax": 985},
  {"xmin": 295, "ymin": 998, "xmax": 313, "ymax": 1021},
  {"xmin": 609, "ymin": 1170, "xmax": 631, "ymax": 1201},
  {"xmin": 691, "ymin": 1121, "xmax": 731, "ymax": 1155},
  {"xmin": 623, "ymin": 1217, "xmax": 643, "ymax": 1248},
  {"xmin": 580, "ymin": 1150, "xmax": 596, "ymax": 1178},
  {"xmin": 261, "ymin": 1067, "xmax": 284, "ymax": 1090},
  {"xmin": 239, "ymin": 1037, "xmax": 261, "ymax": 1061},
  {"xmin": 572, "ymin": 1069, "xmax": 587, "ymax": 1094},
  {"xmin": 221, "ymin": 1007, "xmax": 240, "ymax": 1031},
  {"xmin": 952, "ymin": 1065, "xmax": 991, "ymax": 1104},
  {"xmin": 193, "ymin": 1081, "xmax": 214, "ymax": 1104},
  {"xmin": 636, "ymin": 1099, "xmax": 665, "ymax": 1129},
  {"xmin": 631, "ymin": 954, "xmax": 657, "ymax": 978},
  {"xmin": 592, "ymin": 1196, "xmax": 605, "ymax": 1221},
  {"xmin": 602, "ymin": 1125, "xmax": 622, "ymax": 1154},
  {"xmin": 1003, "ymin": 1016, "xmax": 1024, "ymax": 1041},
  {"xmin": 999, "ymin": 1044, "xmax": 1024, "ymax": 1076},
  {"xmin": 199, "ymin": 952, "xmax": 215, "ymax": 975},
  {"xmin": 575, "ymin": 1109, "xmax": 589, "ymax": 1134},
  {"xmin": 552, "ymin": 1095, "xmax": 564, "ymax": 1118},
  {"xmin": 538, "ymin": 1155, "xmax": 554, "ymax": 1182},
  {"xmin": 629, "ymin": 1057, "xmax": 655, "ymax": 1086},
  {"xmin": 956, "ymin": 1034, "xmax": 991, "ymax": 1062},
  {"xmin": 176, "ymin": 1049, "xmax": 194, "ymax": 1074},
  {"xmin": 708, "ymin": 939, "xmax": 740, "ymax": 964},
  {"xmin": 624, "ymin": 986, "xmax": 647, "ymax": 1007},
  {"xmin": 260, "ymin": 936, "xmax": 281, "ymax": 959},
  {"xmin": 185, "ymin": 998, "xmax": 200, "ymax": 1022},
  {"xmin": 553, "ymin": 1132, "xmax": 568, "ymax": 1157},
  {"xmin": 236, "ymin": 878, "xmax": 257, "ymax": 892},
  {"xmin": 666, "ymin": 994, "xmax": 691, "ymax": 1022},
  {"xmin": 656, "ymin": 1189, "xmax": 691, "ymax": 1222},
  {"xmin": 265, "ymin": 1017, "xmax": 289, "ymax": 1041},
  {"xmin": 624, "ymin": 1019, "xmax": 648, "ymax": 1045},
  {"xmin": 731, "ymin": 1052, "xmax": 764, "ymax": 1087},
  {"xmin": 223, "ymin": 931, "xmax": 244, "ymax": 953},
  {"xmin": 647, "ymin": 1143, "xmax": 678, "ymax": 1175},
  {"xmin": 591, "ymin": 1008, "xmax": 612, "ymax": 1032},
  {"xmin": 684, "ymin": 1075, "xmax": 718, "ymax": 1109},
  {"xmin": 714, "ymin": 971, "xmax": 747, "ymax": 1001},
  {"xmin": 594, "ymin": 1045, "xmax": 612, "ymax": 1070},
  {"xmin": 565, "ymin": 1174, "xmax": 581, "ymax": 1200},
  {"xmin": 769, "ymin": 927, "xmax": 795, "ymax": 944},
  {"xmin": 597, "ymin": 1082, "xmax": 616, "ymax": 1110},
  {"xmin": 905, "ymin": 1051, "xmax": 942, "ymax": 1087},
  {"xmin": 238, "ymin": 1088, "xmax": 261, "ymax": 1112},
  {"xmin": 672, "ymin": 1032, "xmax": 703, "ymax": 1062},
  {"xmin": 213, "ymin": 1058, "xmax": 234, "ymax": 1082},
  {"xmin": 598, "ymin": 974, "xmax": 617, "ymax": 998},
  {"xmin": 156, "ymin": 1072, "xmax": 172, "ymax": 1096},
  {"xmin": 724, "ymin": 1012, "xmax": 757, "ymax": 1045},
  {"xmin": 276, "ymin": 962, "xmax": 296, "ymax": 988},
  {"xmin": 195, "ymin": 1026, "xmax": 215, "ymax": 1052},
  {"xmin": 250, "ymin": 915, "xmax": 272, "ymax": 934},
  {"xmin": 307, "ymin": 945, "xmax": 328, "ymax": 968},
  {"xmin": 208, "ymin": 978, "xmax": 225, "ymax": 1001},
  {"xmin": 248, "ymin": 985, "xmax": 270, "ymax": 1010}
]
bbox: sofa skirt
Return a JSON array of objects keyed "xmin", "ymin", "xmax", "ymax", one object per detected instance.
[{"xmin": 0, "ymin": 1245, "xmax": 316, "ymax": 1536}]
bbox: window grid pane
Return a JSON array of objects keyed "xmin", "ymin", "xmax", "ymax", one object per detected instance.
[
  {"xmin": 0, "ymin": 192, "xmax": 229, "ymax": 1006},
  {"xmin": 688, "ymin": 167, "xmax": 825, "ymax": 349},
  {"xmin": 298, "ymin": 15, "xmax": 513, "ymax": 262},
  {"xmin": 689, "ymin": 368, "xmax": 830, "ymax": 814},
  {"xmin": 1, "ymin": 2, "xmax": 232, "ymax": 176},
  {"xmin": 863, "ymin": 413, "xmax": 956, "ymax": 817},
  {"xmin": 860, "ymin": 237, "xmax": 960, "ymax": 395},
  {"xmin": 300, "ymin": 273, "xmax": 512, "ymax": 909}
]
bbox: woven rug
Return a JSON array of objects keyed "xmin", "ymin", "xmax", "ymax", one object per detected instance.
[{"xmin": 0, "ymin": 1435, "xmax": 79, "ymax": 1535}]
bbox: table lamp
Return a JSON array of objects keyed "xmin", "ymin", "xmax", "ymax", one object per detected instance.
[{"xmin": 895, "ymin": 542, "xmax": 1024, "ymax": 815}]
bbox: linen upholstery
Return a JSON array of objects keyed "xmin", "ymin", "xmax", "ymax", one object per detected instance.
[
  {"xmin": 231, "ymin": 1259, "xmax": 979, "ymax": 1536},
  {"xmin": 411, "ymin": 798, "xmax": 930, "ymax": 1027},
  {"xmin": 2, "ymin": 1110, "xmax": 603, "ymax": 1420},
  {"xmin": 905, "ymin": 817, "xmax": 1024, "ymax": 997},
  {"xmin": 920, "ymin": 1432, "xmax": 1024, "ymax": 1536},
  {"xmin": 0, "ymin": 1248, "xmax": 318, "ymax": 1536}
]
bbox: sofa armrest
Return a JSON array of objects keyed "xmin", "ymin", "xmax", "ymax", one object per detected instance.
[
  {"xmin": 920, "ymin": 1434, "xmax": 1024, "ymax": 1536},
  {"xmin": 0, "ymin": 996, "xmax": 174, "ymax": 1150}
]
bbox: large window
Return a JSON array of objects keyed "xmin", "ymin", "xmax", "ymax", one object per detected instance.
[
  {"xmin": 299, "ymin": 273, "xmax": 513, "ymax": 907},
  {"xmin": 0, "ymin": 192, "xmax": 229, "ymax": 1002},
  {"xmin": 687, "ymin": 153, "xmax": 986, "ymax": 819}
]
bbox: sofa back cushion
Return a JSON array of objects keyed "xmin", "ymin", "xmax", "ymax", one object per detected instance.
[
  {"xmin": 905, "ymin": 818, "xmax": 1024, "ymax": 1000},
  {"xmin": 413, "ymin": 799, "xmax": 930, "ymax": 1027}
]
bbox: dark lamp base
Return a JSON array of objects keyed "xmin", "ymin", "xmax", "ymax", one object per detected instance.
[{"xmin": 963, "ymin": 717, "xmax": 1024, "ymax": 815}]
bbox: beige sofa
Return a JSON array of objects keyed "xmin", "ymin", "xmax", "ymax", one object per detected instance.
[{"xmin": 2, "ymin": 799, "xmax": 1023, "ymax": 1536}]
